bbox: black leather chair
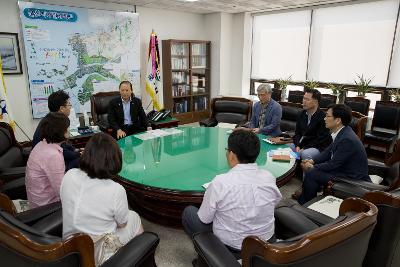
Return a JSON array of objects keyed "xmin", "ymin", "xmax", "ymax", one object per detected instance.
[
  {"xmin": 199, "ymin": 97, "xmax": 252, "ymax": 127},
  {"xmin": 279, "ymin": 101, "xmax": 302, "ymax": 134},
  {"xmin": 364, "ymin": 101, "xmax": 400, "ymax": 153},
  {"xmin": 0, "ymin": 122, "xmax": 28, "ymax": 186},
  {"xmin": 349, "ymin": 111, "xmax": 368, "ymax": 141},
  {"xmin": 319, "ymin": 94, "xmax": 337, "ymax": 109},
  {"xmin": 287, "ymin": 90, "xmax": 304, "ymax": 104},
  {"xmin": 271, "ymin": 89, "xmax": 282, "ymax": 102},
  {"xmin": 0, "ymin": 203, "xmax": 160, "ymax": 267},
  {"xmin": 344, "ymin": 97, "xmax": 370, "ymax": 116},
  {"xmin": 90, "ymin": 91, "xmax": 120, "ymax": 134},
  {"xmin": 192, "ymin": 198, "xmax": 377, "ymax": 267},
  {"xmin": 275, "ymin": 191, "xmax": 399, "ymax": 267}
]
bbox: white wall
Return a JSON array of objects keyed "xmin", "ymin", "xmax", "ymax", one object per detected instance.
[{"xmin": 0, "ymin": 0, "xmax": 212, "ymax": 141}]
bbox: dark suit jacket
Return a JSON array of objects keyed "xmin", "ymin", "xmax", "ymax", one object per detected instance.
[
  {"xmin": 107, "ymin": 96, "xmax": 148, "ymax": 133},
  {"xmin": 293, "ymin": 109, "xmax": 332, "ymax": 151},
  {"xmin": 313, "ymin": 126, "xmax": 370, "ymax": 181}
]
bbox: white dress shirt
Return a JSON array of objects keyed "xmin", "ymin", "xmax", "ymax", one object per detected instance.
[
  {"xmin": 198, "ymin": 163, "xmax": 282, "ymax": 249},
  {"xmin": 60, "ymin": 168, "xmax": 129, "ymax": 238}
]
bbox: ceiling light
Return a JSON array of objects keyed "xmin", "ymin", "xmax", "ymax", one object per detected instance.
[{"xmin": 184, "ymin": 0, "xmax": 199, "ymax": 2}]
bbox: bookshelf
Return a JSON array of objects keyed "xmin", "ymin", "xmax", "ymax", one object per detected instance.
[{"xmin": 162, "ymin": 39, "xmax": 211, "ymax": 124}]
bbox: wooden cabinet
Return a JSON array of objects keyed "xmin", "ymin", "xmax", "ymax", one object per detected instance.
[{"xmin": 162, "ymin": 40, "xmax": 211, "ymax": 124}]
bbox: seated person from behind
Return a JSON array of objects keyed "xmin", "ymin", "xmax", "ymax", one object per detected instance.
[
  {"xmin": 292, "ymin": 88, "xmax": 332, "ymax": 160},
  {"xmin": 298, "ymin": 104, "xmax": 370, "ymax": 204},
  {"xmin": 61, "ymin": 133, "xmax": 143, "ymax": 265},
  {"xmin": 108, "ymin": 81, "xmax": 149, "ymax": 139},
  {"xmin": 182, "ymin": 130, "xmax": 282, "ymax": 251},
  {"xmin": 26, "ymin": 112, "xmax": 70, "ymax": 209},
  {"xmin": 250, "ymin": 84, "xmax": 282, "ymax": 136},
  {"xmin": 32, "ymin": 90, "xmax": 80, "ymax": 171}
]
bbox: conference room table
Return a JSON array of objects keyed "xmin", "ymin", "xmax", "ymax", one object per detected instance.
[{"xmin": 115, "ymin": 126, "xmax": 296, "ymax": 227}]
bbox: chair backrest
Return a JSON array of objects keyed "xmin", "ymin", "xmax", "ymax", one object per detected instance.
[
  {"xmin": 242, "ymin": 198, "xmax": 378, "ymax": 267},
  {"xmin": 271, "ymin": 89, "xmax": 282, "ymax": 102},
  {"xmin": 0, "ymin": 122, "xmax": 24, "ymax": 169},
  {"xmin": 90, "ymin": 91, "xmax": 120, "ymax": 126},
  {"xmin": 210, "ymin": 97, "xmax": 252, "ymax": 124},
  {"xmin": 0, "ymin": 208, "xmax": 95, "ymax": 267},
  {"xmin": 349, "ymin": 111, "xmax": 368, "ymax": 141},
  {"xmin": 344, "ymin": 97, "xmax": 371, "ymax": 116},
  {"xmin": 362, "ymin": 191, "xmax": 400, "ymax": 267},
  {"xmin": 371, "ymin": 101, "xmax": 400, "ymax": 133},
  {"xmin": 320, "ymin": 94, "xmax": 337, "ymax": 109},
  {"xmin": 287, "ymin": 90, "xmax": 304, "ymax": 104},
  {"xmin": 279, "ymin": 102, "xmax": 303, "ymax": 133}
]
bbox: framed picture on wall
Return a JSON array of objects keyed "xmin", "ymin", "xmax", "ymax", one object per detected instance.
[{"xmin": 0, "ymin": 32, "xmax": 23, "ymax": 74}]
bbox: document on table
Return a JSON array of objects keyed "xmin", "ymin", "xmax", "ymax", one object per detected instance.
[
  {"xmin": 135, "ymin": 128, "xmax": 183, "ymax": 140},
  {"xmin": 307, "ymin": 196, "xmax": 343, "ymax": 218}
]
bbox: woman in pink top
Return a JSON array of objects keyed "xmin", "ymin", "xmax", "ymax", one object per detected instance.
[{"xmin": 25, "ymin": 112, "xmax": 70, "ymax": 208}]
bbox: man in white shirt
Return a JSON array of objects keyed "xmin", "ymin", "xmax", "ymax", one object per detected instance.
[{"xmin": 182, "ymin": 130, "xmax": 282, "ymax": 251}]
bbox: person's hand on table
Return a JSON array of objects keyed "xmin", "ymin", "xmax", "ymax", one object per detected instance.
[
  {"xmin": 252, "ymin": 128, "xmax": 260, "ymax": 134},
  {"xmin": 117, "ymin": 129, "xmax": 126, "ymax": 139}
]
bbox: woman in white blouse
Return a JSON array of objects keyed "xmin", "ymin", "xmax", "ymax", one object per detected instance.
[{"xmin": 60, "ymin": 133, "xmax": 143, "ymax": 265}]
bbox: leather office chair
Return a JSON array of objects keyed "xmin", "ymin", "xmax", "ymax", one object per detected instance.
[
  {"xmin": 344, "ymin": 97, "xmax": 370, "ymax": 116},
  {"xmin": 0, "ymin": 203, "xmax": 160, "ymax": 267},
  {"xmin": 319, "ymin": 94, "xmax": 337, "ymax": 109},
  {"xmin": 279, "ymin": 101, "xmax": 303, "ymax": 134},
  {"xmin": 287, "ymin": 90, "xmax": 304, "ymax": 104},
  {"xmin": 192, "ymin": 198, "xmax": 377, "ymax": 267},
  {"xmin": 90, "ymin": 91, "xmax": 120, "ymax": 134},
  {"xmin": 0, "ymin": 122, "xmax": 28, "ymax": 186},
  {"xmin": 349, "ymin": 111, "xmax": 368, "ymax": 141},
  {"xmin": 364, "ymin": 101, "xmax": 400, "ymax": 153},
  {"xmin": 271, "ymin": 89, "xmax": 282, "ymax": 102},
  {"xmin": 199, "ymin": 97, "xmax": 252, "ymax": 127},
  {"xmin": 275, "ymin": 191, "xmax": 399, "ymax": 267}
]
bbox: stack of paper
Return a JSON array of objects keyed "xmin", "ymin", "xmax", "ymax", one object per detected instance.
[
  {"xmin": 307, "ymin": 196, "xmax": 343, "ymax": 218},
  {"xmin": 135, "ymin": 128, "xmax": 183, "ymax": 141}
]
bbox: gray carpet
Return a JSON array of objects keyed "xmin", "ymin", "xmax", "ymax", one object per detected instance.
[{"xmin": 141, "ymin": 176, "xmax": 302, "ymax": 266}]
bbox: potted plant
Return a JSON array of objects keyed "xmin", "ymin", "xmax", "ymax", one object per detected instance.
[
  {"xmin": 328, "ymin": 83, "xmax": 346, "ymax": 104},
  {"xmin": 304, "ymin": 79, "xmax": 319, "ymax": 90},
  {"xmin": 354, "ymin": 74, "xmax": 373, "ymax": 97},
  {"xmin": 276, "ymin": 75, "xmax": 292, "ymax": 100},
  {"xmin": 390, "ymin": 88, "xmax": 400, "ymax": 103}
]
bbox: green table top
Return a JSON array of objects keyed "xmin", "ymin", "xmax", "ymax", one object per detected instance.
[{"xmin": 117, "ymin": 127, "xmax": 295, "ymax": 192}]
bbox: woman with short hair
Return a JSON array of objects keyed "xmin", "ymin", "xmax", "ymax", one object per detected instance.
[
  {"xmin": 25, "ymin": 112, "xmax": 70, "ymax": 208},
  {"xmin": 60, "ymin": 132, "xmax": 143, "ymax": 265}
]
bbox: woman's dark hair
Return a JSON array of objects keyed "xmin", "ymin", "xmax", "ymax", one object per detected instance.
[
  {"xmin": 227, "ymin": 130, "xmax": 260, "ymax": 163},
  {"xmin": 328, "ymin": 104, "xmax": 352, "ymax": 126},
  {"xmin": 48, "ymin": 90, "xmax": 70, "ymax": 112},
  {"xmin": 40, "ymin": 112, "xmax": 70, "ymax": 143},
  {"xmin": 80, "ymin": 133, "xmax": 122, "ymax": 179}
]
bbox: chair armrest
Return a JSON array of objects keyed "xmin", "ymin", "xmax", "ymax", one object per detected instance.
[
  {"xmin": 31, "ymin": 209, "xmax": 63, "ymax": 236},
  {"xmin": 275, "ymin": 206, "xmax": 319, "ymax": 239},
  {"xmin": 16, "ymin": 201, "xmax": 62, "ymax": 226},
  {"xmin": 0, "ymin": 167, "xmax": 26, "ymax": 184},
  {"xmin": 0, "ymin": 176, "xmax": 26, "ymax": 199},
  {"xmin": 199, "ymin": 118, "xmax": 218, "ymax": 127},
  {"xmin": 332, "ymin": 177, "xmax": 389, "ymax": 193},
  {"xmin": 368, "ymin": 160, "xmax": 390, "ymax": 178},
  {"xmin": 102, "ymin": 232, "xmax": 159, "ymax": 267},
  {"xmin": 192, "ymin": 232, "xmax": 240, "ymax": 267}
]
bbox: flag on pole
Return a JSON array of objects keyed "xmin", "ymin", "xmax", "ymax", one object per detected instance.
[
  {"xmin": 0, "ymin": 55, "xmax": 15, "ymax": 130},
  {"xmin": 145, "ymin": 30, "xmax": 161, "ymax": 111}
]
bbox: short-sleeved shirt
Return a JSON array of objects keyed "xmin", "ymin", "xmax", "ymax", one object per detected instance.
[
  {"xmin": 60, "ymin": 168, "xmax": 129, "ymax": 238},
  {"xmin": 198, "ymin": 163, "xmax": 282, "ymax": 249},
  {"xmin": 25, "ymin": 140, "xmax": 65, "ymax": 209}
]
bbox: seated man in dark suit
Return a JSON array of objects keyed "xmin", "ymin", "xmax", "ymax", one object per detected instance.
[
  {"xmin": 298, "ymin": 104, "xmax": 370, "ymax": 204},
  {"xmin": 108, "ymin": 81, "xmax": 149, "ymax": 139},
  {"xmin": 293, "ymin": 88, "xmax": 332, "ymax": 160},
  {"xmin": 32, "ymin": 90, "xmax": 80, "ymax": 171}
]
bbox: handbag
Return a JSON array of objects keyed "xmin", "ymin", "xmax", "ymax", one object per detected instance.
[{"xmin": 91, "ymin": 233, "xmax": 123, "ymax": 266}]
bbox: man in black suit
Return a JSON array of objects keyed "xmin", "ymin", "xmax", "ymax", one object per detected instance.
[
  {"xmin": 298, "ymin": 104, "xmax": 370, "ymax": 204},
  {"xmin": 293, "ymin": 88, "xmax": 332, "ymax": 160},
  {"xmin": 108, "ymin": 81, "xmax": 149, "ymax": 139}
]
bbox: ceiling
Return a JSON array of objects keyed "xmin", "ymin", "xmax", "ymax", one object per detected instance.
[{"xmin": 98, "ymin": 0, "xmax": 355, "ymax": 14}]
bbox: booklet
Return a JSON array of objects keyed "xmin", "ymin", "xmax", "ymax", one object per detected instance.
[{"xmin": 307, "ymin": 196, "xmax": 343, "ymax": 218}]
